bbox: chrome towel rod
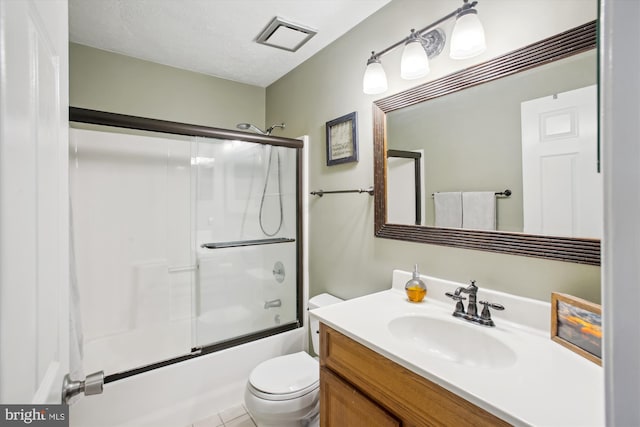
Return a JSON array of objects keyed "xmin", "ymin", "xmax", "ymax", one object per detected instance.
[{"xmin": 311, "ymin": 186, "xmax": 374, "ymax": 197}]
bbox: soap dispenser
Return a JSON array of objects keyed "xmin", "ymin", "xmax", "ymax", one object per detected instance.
[{"xmin": 405, "ymin": 264, "xmax": 427, "ymax": 302}]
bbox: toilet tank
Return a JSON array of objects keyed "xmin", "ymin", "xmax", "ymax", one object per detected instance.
[{"xmin": 308, "ymin": 293, "xmax": 343, "ymax": 355}]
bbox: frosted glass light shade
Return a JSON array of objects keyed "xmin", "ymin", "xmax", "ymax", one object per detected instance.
[
  {"xmin": 363, "ymin": 59, "xmax": 388, "ymax": 95},
  {"xmin": 400, "ymin": 40, "xmax": 430, "ymax": 80},
  {"xmin": 450, "ymin": 10, "xmax": 486, "ymax": 60}
]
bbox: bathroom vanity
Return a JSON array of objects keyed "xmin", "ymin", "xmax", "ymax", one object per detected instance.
[
  {"xmin": 311, "ymin": 271, "xmax": 604, "ymax": 426},
  {"xmin": 320, "ymin": 324, "xmax": 508, "ymax": 426}
]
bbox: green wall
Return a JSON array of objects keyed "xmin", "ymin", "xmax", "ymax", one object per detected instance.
[
  {"xmin": 266, "ymin": 0, "xmax": 601, "ymax": 303},
  {"xmin": 69, "ymin": 43, "xmax": 266, "ymax": 130}
]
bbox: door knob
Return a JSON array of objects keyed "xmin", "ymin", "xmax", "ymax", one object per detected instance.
[{"xmin": 61, "ymin": 370, "xmax": 104, "ymax": 404}]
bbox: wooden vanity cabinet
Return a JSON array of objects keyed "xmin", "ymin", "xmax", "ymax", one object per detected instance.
[{"xmin": 319, "ymin": 323, "xmax": 511, "ymax": 427}]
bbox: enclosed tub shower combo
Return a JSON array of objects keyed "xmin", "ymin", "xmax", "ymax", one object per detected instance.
[{"xmin": 67, "ymin": 108, "xmax": 306, "ymax": 426}]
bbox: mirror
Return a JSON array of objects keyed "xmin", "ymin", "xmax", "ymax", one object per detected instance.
[
  {"xmin": 387, "ymin": 51, "xmax": 597, "ymax": 235},
  {"xmin": 373, "ymin": 21, "xmax": 600, "ymax": 265}
]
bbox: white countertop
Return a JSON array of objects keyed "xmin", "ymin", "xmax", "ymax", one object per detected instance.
[{"xmin": 310, "ymin": 271, "xmax": 604, "ymax": 427}]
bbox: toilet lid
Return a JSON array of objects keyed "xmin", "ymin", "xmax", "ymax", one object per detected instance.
[{"xmin": 249, "ymin": 351, "xmax": 319, "ymax": 399}]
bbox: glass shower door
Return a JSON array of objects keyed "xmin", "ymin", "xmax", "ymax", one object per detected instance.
[
  {"xmin": 69, "ymin": 108, "xmax": 303, "ymax": 382},
  {"xmin": 70, "ymin": 126, "xmax": 194, "ymax": 377},
  {"xmin": 192, "ymin": 137, "xmax": 299, "ymax": 348}
]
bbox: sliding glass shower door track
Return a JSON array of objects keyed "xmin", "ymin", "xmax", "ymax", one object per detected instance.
[{"xmin": 103, "ymin": 321, "xmax": 301, "ymax": 384}]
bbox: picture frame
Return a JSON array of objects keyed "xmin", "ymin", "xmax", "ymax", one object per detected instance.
[
  {"xmin": 551, "ymin": 292, "xmax": 602, "ymax": 366},
  {"xmin": 326, "ymin": 112, "xmax": 358, "ymax": 166}
]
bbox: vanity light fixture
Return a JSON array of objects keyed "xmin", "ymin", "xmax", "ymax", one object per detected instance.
[
  {"xmin": 400, "ymin": 29, "xmax": 430, "ymax": 80},
  {"xmin": 363, "ymin": 0, "xmax": 486, "ymax": 95},
  {"xmin": 450, "ymin": 6, "xmax": 487, "ymax": 59},
  {"xmin": 363, "ymin": 56, "xmax": 388, "ymax": 94}
]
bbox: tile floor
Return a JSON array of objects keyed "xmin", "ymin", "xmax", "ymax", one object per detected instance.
[{"xmin": 189, "ymin": 404, "xmax": 256, "ymax": 427}]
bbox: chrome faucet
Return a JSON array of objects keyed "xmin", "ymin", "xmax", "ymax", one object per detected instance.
[
  {"xmin": 445, "ymin": 280, "xmax": 504, "ymax": 327},
  {"xmin": 459, "ymin": 280, "xmax": 478, "ymax": 317}
]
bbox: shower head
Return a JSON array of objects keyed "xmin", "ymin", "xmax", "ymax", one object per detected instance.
[
  {"xmin": 236, "ymin": 123, "xmax": 267, "ymax": 135},
  {"xmin": 236, "ymin": 122, "xmax": 286, "ymax": 135}
]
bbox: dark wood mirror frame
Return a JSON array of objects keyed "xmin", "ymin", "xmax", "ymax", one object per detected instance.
[{"xmin": 373, "ymin": 21, "xmax": 600, "ymax": 266}]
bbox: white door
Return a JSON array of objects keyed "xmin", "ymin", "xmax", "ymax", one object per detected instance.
[
  {"xmin": 0, "ymin": 0, "xmax": 69, "ymax": 403},
  {"xmin": 521, "ymin": 85, "xmax": 601, "ymax": 238}
]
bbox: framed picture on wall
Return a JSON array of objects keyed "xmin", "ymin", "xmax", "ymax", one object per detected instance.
[
  {"xmin": 326, "ymin": 112, "xmax": 358, "ymax": 166},
  {"xmin": 551, "ymin": 292, "xmax": 602, "ymax": 365}
]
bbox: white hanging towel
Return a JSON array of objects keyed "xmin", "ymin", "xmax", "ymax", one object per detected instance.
[
  {"xmin": 434, "ymin": 192, "xmax": 463, "ymax": 228},
  {"xmin": 462, "ymin": 192, "xmax": 496, "ymax": 230}
]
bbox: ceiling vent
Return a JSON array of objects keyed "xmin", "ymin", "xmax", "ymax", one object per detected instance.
[{"xmin": 256, "ymin": 17, "xmax": 317, "ymax": 52}]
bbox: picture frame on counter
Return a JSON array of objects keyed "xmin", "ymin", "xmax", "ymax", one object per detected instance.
[{"xmin": 551, "ymin": 292, "xmax": 602, "ymax": 366}]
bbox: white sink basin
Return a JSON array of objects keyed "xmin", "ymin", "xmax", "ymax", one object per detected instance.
[{"xmin": 388, "ymin": 315, "xmax": 517, "ymax": 369}]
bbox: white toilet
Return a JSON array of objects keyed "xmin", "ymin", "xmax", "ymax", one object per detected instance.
[{"xmin": 244, "ymin": 293, "xmax": 343, "ymax": 427}]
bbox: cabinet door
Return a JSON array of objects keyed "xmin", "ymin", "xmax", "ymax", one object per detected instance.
[{"xmin": 320, "ymin": 367, "xmax": 401, "ymax": 427}]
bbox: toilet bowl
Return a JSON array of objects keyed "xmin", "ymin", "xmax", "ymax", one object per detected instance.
[
  {"xmin": 244, "ymin": 293, "xmax": 343, "ymax": 427},
  {"xmin": 244, "ymin": 351, "xmax": 320, "ymax": 427}
]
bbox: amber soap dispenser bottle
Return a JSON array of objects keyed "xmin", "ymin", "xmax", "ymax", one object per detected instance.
[{"xmin": 405, "ymin": 264, "xmax": 427, "ymax": 302}]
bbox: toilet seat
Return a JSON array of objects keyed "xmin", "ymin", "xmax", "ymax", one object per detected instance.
[{"xmin": 248, "ymin": 351, "xmax": 319, "ymax": 401}]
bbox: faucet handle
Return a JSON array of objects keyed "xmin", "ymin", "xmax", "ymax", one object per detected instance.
[
  {"xmin": 479, "ymin": 301, "xmax": 504, "ymax": 311},
  {"xmin": 446, "ymin": 292, "xmax": 466, "ymax": 315},
  {"xmin": 479, "ymin": 300, "xmax": 504, "ymax": 318},
  {"xmin": 445, "ymin": 292, "xmax": 466, "ymax": 301},
  {"xmin": 478, "ymin": 301, "xmax": 504, "ymax": 327}
]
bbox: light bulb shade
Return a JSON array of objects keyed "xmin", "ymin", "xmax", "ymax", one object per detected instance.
[
  {"xmin": 363, "ymin": 59, "xmax": 388, "ymax": 95},
  {"xmin": 400, "ymin": 39, "xmax": 430, "ymax": 80},
  {"xmin": 450, "ymin": 9, "xmax": 486, "ymax": 60}
]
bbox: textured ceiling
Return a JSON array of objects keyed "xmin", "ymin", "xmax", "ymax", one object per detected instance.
[{"xmin": 69, "ymin": 0, "xmax": 391, "ymax": 87}]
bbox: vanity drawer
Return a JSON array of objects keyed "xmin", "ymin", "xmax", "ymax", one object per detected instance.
[{"xmin": 320, "ymin": 323, "xmax": 510, "ymax": 427}]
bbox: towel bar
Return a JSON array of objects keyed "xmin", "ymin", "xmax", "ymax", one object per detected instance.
[
  {"xmin": 311, "ymin": 186, "xmax": 374, "ymax": 197},
  {"xmin": 432, "ymin": 189, "xmax": 512, "ymax": 197}
]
